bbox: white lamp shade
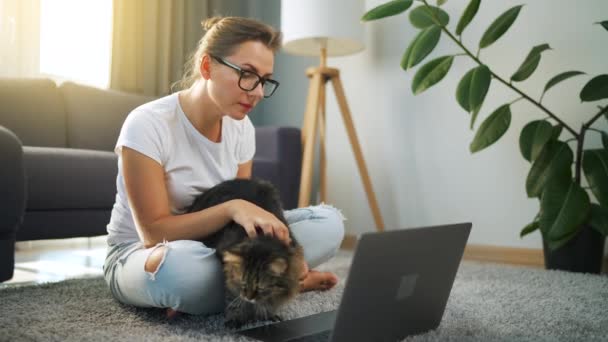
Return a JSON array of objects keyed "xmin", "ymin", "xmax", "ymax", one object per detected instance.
[{"xmin": 281, "ymin": 0, "xmax": 365, "ymax": 57}]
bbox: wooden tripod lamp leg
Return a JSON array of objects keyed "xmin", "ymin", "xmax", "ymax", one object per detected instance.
[
  {"xmin": 330, "ymin": 75, "xmax": 385, "ymax": 232},
  {"xmin": 298, "ymin": 72, "xmax": 323, "ymax": 208},
  {"xmin": 301, "ymin": 72, "xmax": 317, "ymax": 148},
  {"xmin": 319, "ymin": 78, "xmax": 327, "ymax": 204}
]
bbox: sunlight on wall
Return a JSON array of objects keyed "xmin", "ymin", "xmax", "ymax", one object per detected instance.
[{"xmin": 39, "ymin": 0, "xmax": 112, "ymax": 88}]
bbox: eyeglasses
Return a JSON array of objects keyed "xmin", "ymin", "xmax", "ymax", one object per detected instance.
[{"xmin": 211, "ymin": 55, "xmax": 279, "ymax": 98}]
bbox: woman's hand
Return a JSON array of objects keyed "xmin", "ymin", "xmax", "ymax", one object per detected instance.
[{"xmin": 227, "ymin": 199, "xmax": 291, "ymax": 245}]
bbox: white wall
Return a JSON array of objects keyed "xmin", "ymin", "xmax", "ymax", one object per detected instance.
[{"xmin": 261, "ymin": 0, "xmax": 608, "ymax": 249}]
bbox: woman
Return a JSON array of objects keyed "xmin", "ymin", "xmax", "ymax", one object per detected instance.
[{"xmin": 103, "ymin": 16, "xmax": 345, "ymax": 317}]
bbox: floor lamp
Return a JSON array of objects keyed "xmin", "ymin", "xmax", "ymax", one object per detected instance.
[{"xmin": 281, "ymin": 0, "xmax": 385, "ymax": 232}]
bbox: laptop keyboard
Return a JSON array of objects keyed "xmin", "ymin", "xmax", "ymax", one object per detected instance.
[{"xmin": 287, "ymin": 330, "xmax": 332, "ymax": 342}]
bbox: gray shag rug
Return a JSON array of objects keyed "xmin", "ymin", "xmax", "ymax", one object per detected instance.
[{"xmin": 2, "ymin": 254, "xmax": 608, "ymax": 342}]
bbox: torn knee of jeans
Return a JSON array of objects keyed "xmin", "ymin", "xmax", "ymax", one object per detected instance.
[
  {"xmin": 145, "ymin": 240, "xmax": 169, "ymax": 280},
  {"xmin": 311, "ymin": 203, "xmax": 347, "ymax": 221}
]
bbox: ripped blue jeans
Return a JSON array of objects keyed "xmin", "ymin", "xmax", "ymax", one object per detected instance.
[{"xmin": 103, "ymin": 204, "xmax": 345, "ymax": 315}]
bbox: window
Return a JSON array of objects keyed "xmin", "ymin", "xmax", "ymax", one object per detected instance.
[{"xmin": 39, "ymin": 0, "xmax": 113, "ymax": 88}]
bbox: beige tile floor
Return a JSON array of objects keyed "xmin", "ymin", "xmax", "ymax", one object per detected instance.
[{"xmin": 2, "ymin": 236, "xmax": 108, "ymax": 287}]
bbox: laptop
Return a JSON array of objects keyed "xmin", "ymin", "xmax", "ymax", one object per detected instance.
[{"xmin": 238, "ymin": 222, "xmax": 472, "ymax": 342}]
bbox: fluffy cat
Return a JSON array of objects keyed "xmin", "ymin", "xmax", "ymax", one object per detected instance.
[{"xmin": 187, "ymin": 178, "xmax": 304, "ymax": 328}]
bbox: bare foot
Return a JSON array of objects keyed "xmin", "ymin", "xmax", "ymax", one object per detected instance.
[
  {"xmin": 299, "ymin": 270, "xmax": 339, "ymax": 292},
  {"xmin": 166, "ymin": 308, "xmax": 181, "ymax": 319}
]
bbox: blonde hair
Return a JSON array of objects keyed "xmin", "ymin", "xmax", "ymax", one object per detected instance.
[{"xmin": 173, "ymin": 16, "xmax": 282, "ymax": 91}]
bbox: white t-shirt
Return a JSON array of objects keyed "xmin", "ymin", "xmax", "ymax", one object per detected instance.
[{"xmin": 106, "ymin": 93, "xmax": 256, "ymax": 245}]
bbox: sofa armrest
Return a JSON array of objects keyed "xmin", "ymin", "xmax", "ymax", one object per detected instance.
[
  {"xmin": 253, "ymin": 126, "xmax": 302, "ymax": 210},
  {"xmin": 0, "ymin": 125, "xmax": 25, "ymax": 281},
  {"xmin": 0, "ymin": 126, "xmax": 25, "ymax": 232}
]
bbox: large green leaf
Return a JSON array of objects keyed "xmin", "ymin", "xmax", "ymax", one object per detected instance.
[
  {"xmin": 409, "ymin": 5, "xmax": 449, "ymax": 28},
  {"xmin": 540, "ymin": 178, "xmax": 590, "ymax": 247},
  {"xmin": 582, "ymin": 149, "xmax": 608, "ymax": 207},
  {"xmin": 596, "ymin": 20, "xmax": 608, "ymax": 31},
  {"xmin": 546, "ymin": 226, "xmax": 582, "ymax": 251},
  {"xmin": 510, "ymin": 44, "xmax": 552, "ymax": 82},
  {"xmin": 551, "ymin": 124, "xmax": 563, "ymax": 140},
  {"xmin": 412, "ymin": 55, "xmax": 454, "ymax": 95},
  {"xmin": 401, "ymin": 26, "xmax": 442, "ymax": 70},
  {"xmin": 361, "ymin": 0, "xmax": 413, "ymax": 21},
  {"xmin": 520, "ymin": 220, "xmax": 539, "ymax": 238},
  {"xmin": 456, "ymin": 69, "xmax": 474, "ymax": 112},
  {"xmin": 469, "ymin": 104, "xmax": 511, "ymax": 153},
  {"xmin": 543, "ymin": 71, "xmax": 586, "ymax": 94},
  {"xmin": 456, "ymin": 0, "xmax": 481, "ymax": 36},
  {"xmin": 519, "ymin": 120, "xmax": 553, "ymax": 162},
  {"xmin": 526, "ymin": 140, "xmax": 573, "ymax": 198},
  {"xmin": 588, "ymin": 204, "xmax": 608, "ymax": 236},
  {"xmin": 479, "ymin": 5, "xmax": 523, "ymax": 49},
  {"xmin": 580, "ymin": 74, "xmax": 608, "ymax": 102},
  {"xmin": 456, "ymin": 65, "xmax": 491, "ymax": 129}
]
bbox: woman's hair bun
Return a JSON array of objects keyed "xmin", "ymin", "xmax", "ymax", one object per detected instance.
[{"xmin": 202, "ymin": 17, "xmax": 223, "ymax": 31}]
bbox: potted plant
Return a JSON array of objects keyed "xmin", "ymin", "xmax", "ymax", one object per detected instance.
[{"xmin": 362, "ymin": 0, "xmax": 608, "ymax": 273}]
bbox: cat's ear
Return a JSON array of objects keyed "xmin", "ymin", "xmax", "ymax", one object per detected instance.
[
  {"xmin": 269, "ymin": 258, "xmax": 288, "ymax": 275},
  {"xmin": 223, "ymin": 251, "xmax": 243, "ymax": 265}
]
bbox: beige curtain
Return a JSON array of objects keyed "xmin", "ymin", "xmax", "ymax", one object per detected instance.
[
  {"xmin": 0, "ymin": 0, "xmax": 40, "ymax": 78},
  {"xmin": 110, "ymin": 0, "xmax": 210, "ymax": 96}
]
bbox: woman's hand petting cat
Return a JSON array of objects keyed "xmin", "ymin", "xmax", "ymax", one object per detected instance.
[{"xmin": 227, "ymin": 199, "xmax": 292, "ymax": 245}]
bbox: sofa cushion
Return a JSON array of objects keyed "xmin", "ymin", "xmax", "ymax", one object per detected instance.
[
  {"xmin": 23, "ymin": 146, "xmax": 117, "ymax": 210},
  {"xmin": 60, "ymin": 82, "xmax": 154, "ymax": 151},
  {"xmin": 0, "ymin": 78, "xmax": 67, "ymax": 147},
  {"xmin": 18, "ymin": 210, "xmax": 111, "ymax": 241}
]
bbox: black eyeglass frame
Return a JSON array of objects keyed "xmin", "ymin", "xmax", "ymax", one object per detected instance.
[{"xmin": 210, "ymin": 55, "xmax": 279, "ymax": 98}]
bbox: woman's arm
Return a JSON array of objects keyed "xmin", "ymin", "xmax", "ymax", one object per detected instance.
[
  {"xmin": 122, "ymin": 147, "xmax": 289, "ymax": 247},
  {"xmin": 236, "ymin": 160, "xmax": 252, "ymax": 179}
]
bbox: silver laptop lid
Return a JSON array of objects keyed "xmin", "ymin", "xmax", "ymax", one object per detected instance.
[{"xmin": 330, "ymin": 223, "xmax": 471, "ymax": 342}]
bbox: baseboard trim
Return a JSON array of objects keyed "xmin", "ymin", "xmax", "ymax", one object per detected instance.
[
  {"xmin": 340, "ymin": 234, "xmax": 608, "ymax": 271},
  {"xmin": 463, "ymin": 244, "xmax": 544, "ymax": 268}
]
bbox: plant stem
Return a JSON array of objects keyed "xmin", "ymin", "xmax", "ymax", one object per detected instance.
[
  {"xmin": 420, "ymin": 0, "xmax": 579, "ymax": 138},
  {"xmin": 575, "ymin": 106, "xmax": 608, "ymax": 184},
  {"xmin": 539, "ymin": 91, "xmax": 546, "ymax": 104},
  {"xmin": 583, "ymin": 106, "xmax": 608, "ymax": 131},
  {"xmin": 509, "ymin": 97, "xmax": 525, "ymax": 105},
  {"xmin": 575, "ymin": 125, "xmax": 585, "ymax": 184}
]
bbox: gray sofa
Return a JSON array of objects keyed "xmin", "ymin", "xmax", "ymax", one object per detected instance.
[{"xmin": 0, "ymin": 78, "xmax": 301, "ymax": 282}]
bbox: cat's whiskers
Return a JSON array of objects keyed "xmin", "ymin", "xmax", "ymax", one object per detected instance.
[
  {"xmin": 227, "ymin": 295, "xmax": 242, "ymax": 310},
  {"xmin": 227, "ymin": 295, "xmax": 237, "ymax": 305},
  {"xmin": 253, "ymin": 302, "xmax": 265, "ymax": 320}
]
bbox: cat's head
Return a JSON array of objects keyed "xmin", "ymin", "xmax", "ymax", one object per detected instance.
[{"xmin": 222, "ymin": 236, "xmax": 303, "ymax": 305}]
